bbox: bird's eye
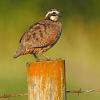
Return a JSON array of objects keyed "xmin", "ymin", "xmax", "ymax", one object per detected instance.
[
  {"xmin": 51, "ymin": 12, "xmax": 57, "ymax": 16},
  {"xmin": 52, "ymin": 12, "xmax": 56, "ymax": 14}
]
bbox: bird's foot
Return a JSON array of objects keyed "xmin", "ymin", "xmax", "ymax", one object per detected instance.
[
  {"xmin": 41, "ymin": 54, "xmax": 51, "ymax": 61},
  {"xmin": 33, "ymin": 54, "xmax": 52, "ymax": 62},
  {"xmin": 35, "ymin": 58, "xmax": 50, "ymax": 62}
]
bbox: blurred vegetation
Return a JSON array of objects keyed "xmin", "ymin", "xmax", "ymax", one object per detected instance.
[{"xmin": 0, "ymin": 0, "xmax": 100, "ymax": 100}]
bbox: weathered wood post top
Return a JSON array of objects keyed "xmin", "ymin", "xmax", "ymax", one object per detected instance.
[{"xmin": 27, "ymin": 59, "xmax": 66, "ymax": 100}]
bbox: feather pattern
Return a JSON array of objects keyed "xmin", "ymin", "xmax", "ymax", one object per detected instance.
[{"xmin": 14, "ymin": 9, "xmax": 62, "ymax": 58}]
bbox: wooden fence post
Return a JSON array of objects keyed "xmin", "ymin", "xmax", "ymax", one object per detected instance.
[{"xmin": 27, "ymin": 59, "xmax": 66, "ymax": 100}]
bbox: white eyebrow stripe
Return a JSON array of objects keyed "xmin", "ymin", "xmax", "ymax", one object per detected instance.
[{"xmin": 45, "ymin": 10, "xmax": 59, "ymax": 18}]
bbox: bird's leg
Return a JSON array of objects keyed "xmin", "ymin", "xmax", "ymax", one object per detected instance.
[
  {"xmin": 33, "ymin": 54, "xmax": 40, "ymax": 61},
  {"xmin": 33, "ymin": 54, "xmax": 38, "ymax": 59},
  {"xmin": 33, "ymin": 54, "xmax": 51, "ymax": 61}
]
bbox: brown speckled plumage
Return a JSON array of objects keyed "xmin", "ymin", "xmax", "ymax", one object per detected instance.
[{"xmin": 14, "ymin": 9, "xmax": 62, "ymax": 58}]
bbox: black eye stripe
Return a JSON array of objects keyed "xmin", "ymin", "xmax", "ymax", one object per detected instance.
[
  {"xmin": 50, "ymin": 12, "xmax": 57, "ymax": 16},
  {"xmin": 52, "ymin": 12, "xmax": 56, "ymax": 14}
]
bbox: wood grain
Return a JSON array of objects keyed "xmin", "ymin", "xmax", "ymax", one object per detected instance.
[{"xmin": 27, "ymin": 59, "xmax": 66, "ymax": 100}]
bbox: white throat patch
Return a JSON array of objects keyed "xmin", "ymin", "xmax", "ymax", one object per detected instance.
[{"xmin": 50, "ymin": 16, "xmax": 58, "ymax": 21}]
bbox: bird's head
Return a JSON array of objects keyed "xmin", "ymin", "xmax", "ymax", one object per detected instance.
[{"xmin": 45, "ymin": 9, "xmax": 61, "ymax": 21}]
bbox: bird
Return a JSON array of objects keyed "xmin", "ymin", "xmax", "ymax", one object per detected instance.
[{"xmin": 14, "ymin": 9, "xmax": 62, "ymax": 60}]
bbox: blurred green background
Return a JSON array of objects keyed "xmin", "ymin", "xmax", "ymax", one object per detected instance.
[{"xmin": 0, "ymin": 0, "xmax": 100, "ymax": 100}]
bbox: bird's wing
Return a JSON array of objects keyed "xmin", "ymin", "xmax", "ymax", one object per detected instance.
[
  {"xmin": 20, "ymin": 20, "xmax": 61, "ymax": 48},
  {"xmin": 19, "ymin": 22, "xmax": 38, "ymax": 43}
]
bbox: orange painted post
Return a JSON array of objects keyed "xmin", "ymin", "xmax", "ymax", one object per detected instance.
[{"xmin": 27, "ymin": 59, "xmax": 66, "ymax": 100}]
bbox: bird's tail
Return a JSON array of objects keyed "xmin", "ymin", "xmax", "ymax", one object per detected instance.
[
  {"xmin": 13, "ymin": 45, "xmax": 24, "ymax": 58},
  {"xmin": 13, "ymin": 53, "xmax": 20, "ymax": 58}
]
